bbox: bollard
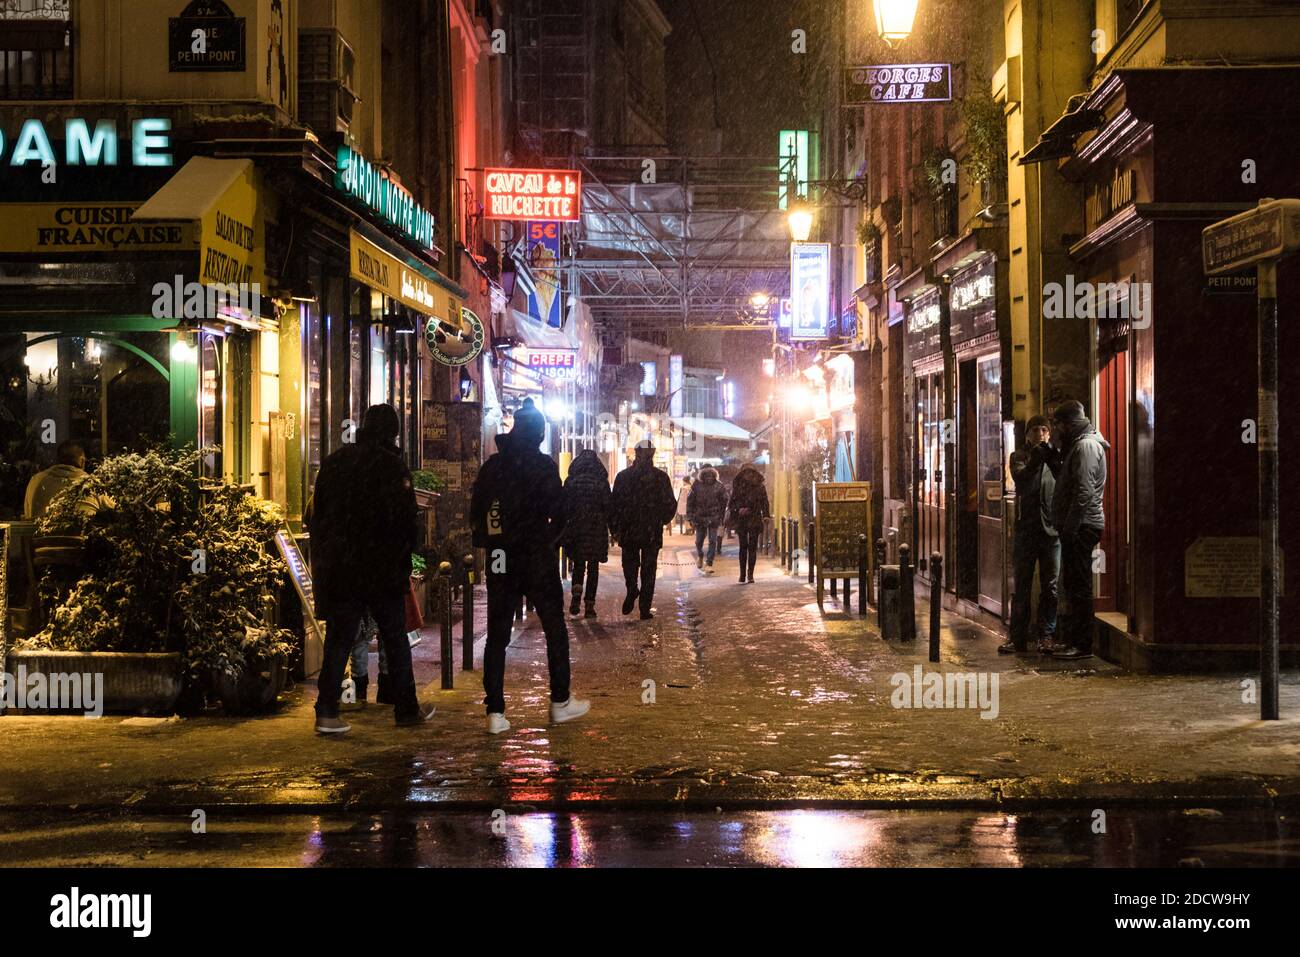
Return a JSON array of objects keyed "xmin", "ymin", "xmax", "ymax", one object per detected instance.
[
  {"xmin": 843, "ymin": 576, "xmax": 850, "ymax": 607},
  {"xmin": 929, "ymin": 552, "xmax": 943, "ymax": 662},
  {"xmin": 879, "ymin": 565, "xmax": 901, "ymax": 640},
  {"xmin": 780, "ymin": 518, "xmax": 788, "ymax": 568},
  {"xmin": 899, "ymin": 544, "xmax": 915, "ymax": 641},
  {"xmin": 461, "ymin": 553, "xmax": 475, "ymax": 671},
  {"xmin": 807, "ymin": 523, "xmax": 815, "ymax": 584},
  {"xmin": 858, "ymin": 534, "xmax": 868, "ymax": 616},
  {"xmin": 438, "ymin": 561, "xmax": 454, "ymax": 689}
]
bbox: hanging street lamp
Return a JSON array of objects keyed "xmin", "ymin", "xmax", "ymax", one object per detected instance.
[{"xmin": 874, "ymin": 0, "xmax": 920, "ymax": 46}]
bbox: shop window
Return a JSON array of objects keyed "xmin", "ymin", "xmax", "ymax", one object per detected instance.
[
  {"xmin": 305, "ymin": 305, "xmax": 325, "ymax": 495},
  {"xmin": 0, "ymin": 0, "xmax": 72, "ymax": 100},
  {"xmin": 198, "ymin": 333, "xmax": 223, "ymax": 480},
  {"xmin": 976, "ymin": 356, "xmax": 1002, "ymax": 519}
]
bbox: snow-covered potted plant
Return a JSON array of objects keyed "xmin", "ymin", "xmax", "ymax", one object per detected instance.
[{"xmin": 410, "ymin": 469, "xmax": 445, "ymax": 510}]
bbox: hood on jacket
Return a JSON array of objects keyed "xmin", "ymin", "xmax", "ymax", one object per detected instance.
[
  {"xmin": 569, "ymin": 449, "xmax": 606, "ymax": 479},
  {"xmin": 697, "ymin": 467, "xmax": 719, "ymax": 484},
  {"xmin": 1081, "ymin": 424, "xmax": 1111, "ymax": 450},
  {"xmin": 733, "ymin": 464, "xmax": 764, "ymax": 488}
]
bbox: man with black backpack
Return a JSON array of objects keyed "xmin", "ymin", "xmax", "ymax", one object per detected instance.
[
  {"xmin": 610, "ymin": 439, "xmax": 679, "ymax": 620},
  {"xmin": 470, "ymin": 398, "xmax": 590, "ymax": 735}
]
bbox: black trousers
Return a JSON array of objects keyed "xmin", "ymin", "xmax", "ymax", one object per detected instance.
[
  {"xmin": 316, "ymin": 594, "xmax": 418, "ymax": 720},
  {"xmin": 1009, "ymin": 531, "xmax": 1060, "ymax": 648},
  {"xmin": 621, "ymin": 543, "xmax": 660, "ymax": 613},
  {"xmin": 571, "ymin": 559, "xmax": 600, "ymax": 604},
  {"xmin": 1059, "ymin": 525, "xmax": 1102, "ymax": 653},
  {"xmin": 484, "ymin": 549, "xmax": 572, "ymax": 715},
  {"xmin": 737, "ymin": 525, "xmax": 761, "ymax": 579}
]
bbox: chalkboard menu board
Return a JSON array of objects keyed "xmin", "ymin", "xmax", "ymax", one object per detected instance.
[{"xmin": 814, "ymin": 482, "xmax": 872, "ymax": 609}]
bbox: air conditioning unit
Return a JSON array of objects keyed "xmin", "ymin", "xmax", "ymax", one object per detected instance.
[{"xmin": 298, "ymin": 28, "xmax": 357, "ymax": 135}]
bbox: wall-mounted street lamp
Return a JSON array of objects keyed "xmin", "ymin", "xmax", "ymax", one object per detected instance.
[
  {"xmin": 787, "ymin": 202, "xmax": 815, "ymax": 242},
  {"xmin": 874, "ymin": 0, "xmax": 919, "ymax": 45}
]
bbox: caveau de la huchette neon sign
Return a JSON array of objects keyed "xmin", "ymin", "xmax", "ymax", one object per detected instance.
[
  {"xmin": 483, "ymin": 168, "xmax": 582, "ymax": 222},
  {"xmin": 0, "ymin": 118, "xmax": 174, "ymax": 167}
]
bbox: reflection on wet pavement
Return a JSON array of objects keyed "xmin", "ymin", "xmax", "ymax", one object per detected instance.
[{"xmin": 1, "ymin": 808, "xmax": 1296, "ymax": 868}]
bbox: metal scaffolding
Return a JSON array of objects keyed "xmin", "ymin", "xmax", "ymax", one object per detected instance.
[{"xmin": 574, "ymin": 154, "xmax": 797, "ymax": 331}]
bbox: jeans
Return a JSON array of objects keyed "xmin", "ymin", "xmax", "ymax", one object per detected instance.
[
  {"xmin": 348, "ymin": 613, "xmax": 389, "ymax": 694},
  {"xmin": 1009, "ymin": 532, "xmax": 1060, "ymax": 648},
  {"xmin": 694, "ymin": 523, "xmax": 721, "ymax": 564},
  {"xmin": 484, "ymin": 548, "xmax": 572, "ymax": 715},
  {"xmin": 737, "ymin": 525, "xmax": 761, "ymax": 580},
  {"xmin": 621, "ymin": 543, "xmax": 660, "ymax": 613},
  {"xmin": 316, "ymin": 594, "xmax": 418, "ymax": 720},
  {"xmin": 571, "ymin": 559, "xmax": 599, "ymax": 605},
  {"xmin": 1059, "ymin": 525, "xmax": 1103, "ymax": 652}
]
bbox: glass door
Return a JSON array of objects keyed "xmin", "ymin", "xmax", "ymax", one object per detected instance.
[
  {"xmin": 975, "ymin": 355, "xmax": 1004, "ymax": 614},
  {"xmin": 914, "ymin": 368, "xmax": 946, "ymax": 579}
]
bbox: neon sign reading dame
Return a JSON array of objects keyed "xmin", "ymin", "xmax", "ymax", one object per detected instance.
[{"xmin": 335, "ymin": 144, "xmax": 435, "ymax": 252}]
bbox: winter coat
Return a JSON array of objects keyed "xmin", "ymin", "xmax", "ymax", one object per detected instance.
[
  {"xmin": 686, "ymin": 468, "xmax": 728, "ymax": 527},
  {"xmin": 1010, "ymin": 441, "xmax": 1058, "ymax": 539},
  {"xmin": 23, "ymin": 464, "xmax": 89, "ymax": 521},
  {"xmin": 560, "ymin": 449, "xmax": 611, "ymax": 562},
  {"xmin": 470, "ymin": 430, "xmax": 564, "ymax": 555},
  {"xmin": 610, "ymin": 458, "xmax": 678, "ymax": 549},
  {"xmin": 308, "ymin": 437, "xmax": 418, "ymax": 609},
  {"xmin": 726, "ymin": 465, "xmax": 770, "ymax": 531},
  {"xmin": 1051, "ymin": 423, "xmax": 1109, "ymax": 536}
]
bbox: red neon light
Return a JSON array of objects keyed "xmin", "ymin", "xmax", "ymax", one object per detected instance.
[{"xmin": 484, "ymin": 167, "xmax": 582, "ymax": 222}]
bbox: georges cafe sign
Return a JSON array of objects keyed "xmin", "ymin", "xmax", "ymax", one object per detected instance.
[
  {"xmin": 843, "ymin": 63, "xmax": 952, "ymax": 105},
  {"xmin": 336, "ymin": 143, "xmax": 436, "ymax": 252},
  {"xmin": 484, "ymin": 168, "xmax": 582, "ymax": 222}
]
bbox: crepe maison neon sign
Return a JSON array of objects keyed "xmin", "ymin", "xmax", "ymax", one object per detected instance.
[
  {"xmin": 336, "ymin": 143, "xmax": 436, "ymax": 252},
  {"xmin": 483, "ymin": 168, "xmax": 582, "ymax": 222}
]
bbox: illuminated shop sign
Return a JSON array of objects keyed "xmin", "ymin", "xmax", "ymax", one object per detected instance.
[
  {"xmin": 0, "ymin": 118, "xmax": 173, "ymax": 167},
  {"xmin": 907, "ymin": 297, "xmax": 940, "ymax": 333},
  {"xmin": 951, "ymin": 272, "xmax": 994, "ymax": 312},
  {"xmin": 525, "ymin": 348, "xmax": 578, "ymax": 381},
  {"xmin": 790, "ymin": 243, "xmax": 831, "ymax": 341},
  {"xmin": 336, "ymin": 144, "xmax": 436, "ymax": 251},
  {"xmin": 483, "ymin": 168, "xmax": 582, "ymax": 221},
  {"xmin": 843, "ymin": 64, "xmax": 952, "ymax": 104}
]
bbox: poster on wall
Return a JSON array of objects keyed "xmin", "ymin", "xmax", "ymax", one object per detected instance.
[
  {"xmin": 525, "ymin": 221, "xmax": 564, "ymax": 328},
  {"xmin": 169, "ymin": 0, "xmax": 247, "ymax": 72},
  {"xmin": 790, "ymin": 243, "xmax": 831, "ymax": 340}
]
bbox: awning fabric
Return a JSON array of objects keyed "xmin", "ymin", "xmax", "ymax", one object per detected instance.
[
  {"xmin": 133, "ymin": 158, "xmax": 252, "ymax": 221},
  {"xmin": 669, "ymin": 417, "xmax": 752, "ymax": 441}
]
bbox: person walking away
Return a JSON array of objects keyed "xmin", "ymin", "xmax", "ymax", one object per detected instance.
[
  {"xmin": 726, "ymin": 464, "xmax": 770, "ymax": 584},
  {"xmin": 675, "ymin": 476, "xmax": 692, "ymax": 535},
  {"xmin": 471, "ymin": 398, "xmax": 590, "ymax": 734},
  {"xmin": 610, "ymin": 440, "xmax": 678, "ymax": 619},
  {"xmin": 1001, "ymin": 415, "xmax": 1061, "ymax": 655},
  {"xmin": 309, "ymin": 404, "xmax": 434, "ymax": 734},
  {"xmin": 686, "ymin": 466, "xmax": 728, "ymax": 573},
  {"xmin": 560, "ymin": 448, "xmax": 611, "ymax": 618},
  {"xmin": 1049, "ymin": 400, "xmax": 1108, "ymax": 660}
]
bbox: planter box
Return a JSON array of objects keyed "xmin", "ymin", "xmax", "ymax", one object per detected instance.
[
  {"xmin": 4, "ymin": 650, "xmax": 183, "ymax": 716},
  {"xmin": 414, "ymin": 488, "xmax": 441, "ymax": 510}
]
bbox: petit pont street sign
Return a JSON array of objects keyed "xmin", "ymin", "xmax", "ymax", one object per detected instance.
[{"xmin": 1203, "ymin": 199, "xmax": 1300, "ymax": 275}]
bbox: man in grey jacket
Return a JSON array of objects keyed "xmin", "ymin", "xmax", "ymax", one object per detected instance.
[
  {"xmin": 1001, "ymin": 415, "xmax": 1060, "ymax": 655},
  {"xmin": 1049, "ymin": 400, "xmax": 1109, "ymax": 660}
]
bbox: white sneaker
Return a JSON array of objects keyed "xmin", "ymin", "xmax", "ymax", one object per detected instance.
[
  {"xmin": 550, "ymin": 696, "xmax": 591, "ymax": 723},
  {"xmin": 486, "ymin": 713, "xmax": 511, "ymax": 735}
]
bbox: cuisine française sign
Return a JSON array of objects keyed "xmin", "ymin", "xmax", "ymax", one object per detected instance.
[
  {"xmin": 483, "ymin": 168, "xmax": 582, "ymax": 221},
  {"xmin": 844, "ymin": 63, "xmax": 952, "ymax": 104}
]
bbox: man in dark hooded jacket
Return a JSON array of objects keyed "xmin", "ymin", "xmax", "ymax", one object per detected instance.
[
  {"xmin": 309, "ymin": 404, "xmax": 433, "ymax": 734},
  {"xmin": 1050, "ymin": 400, "xmax": 1109, "ymax": 660},
  {"xmin": 686, "ymin": 467, "xmax": 728, "ymax": 572},
  {"xmin": 726, "ymin": 464, "xmax": 770, "ymax": 584},
  {"xmin": 470, "ymin": 398, "xmax": 590, "ymax": 734},
  {"xmin": 1001, "ymin": 414, "xmax": 1061, "ymax": 654},
  {"xmin": 610, "ymin": 440, "xmax": 677, "ymax": 619},
  {"xmin": 560, "ymin": 448, "xmax": 611, "ymax": 617}
]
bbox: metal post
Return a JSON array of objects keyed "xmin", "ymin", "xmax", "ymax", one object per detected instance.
[
  {"xmin": 1259, "ymin": 260, "xmax": 1280, "ymax": 720},
  {"xmin": 438, "ymin": 561, "xmax": 454, "ymax": 689},
  {"xmin": 843, "ymin": 576, "xmax": 850, "ymax": 606},
  {"xmin": 857, "ymin": 534, "xmax": 868, "ymax": 616},
  {"xmin": 899, "ymin": 543, "xmax": 914, "ymax": 641},
  {"xmin": 780, "ymin": 518, "xmax": 787, "ymax": 568},
  {"xmin": 461, "ymin": 553, "xmax": 475, "ymax": 671},
  {"xmin": 929, "ymin": 553, "xmax": 943, "ymax": 663},
  {"xmin": 874, "ymin": 538, "xmax": 886, "ymax": 608},
  {"xmin": 807, "ymin": 522, "xmax": 815, "ymax": 584}
]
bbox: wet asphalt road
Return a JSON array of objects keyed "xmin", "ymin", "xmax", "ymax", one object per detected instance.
[{"xmin": 1, "ymin": 807, "xmax": 1297, "ymax": 867}]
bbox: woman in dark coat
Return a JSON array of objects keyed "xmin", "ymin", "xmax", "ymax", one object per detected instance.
[
  {"xmin": 560, "ymin": 449, "xmax": 612, "ymax": 617},
  {"xmin": 726, "ymin": 464, "xmax": 771, "ymax": 584}
]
